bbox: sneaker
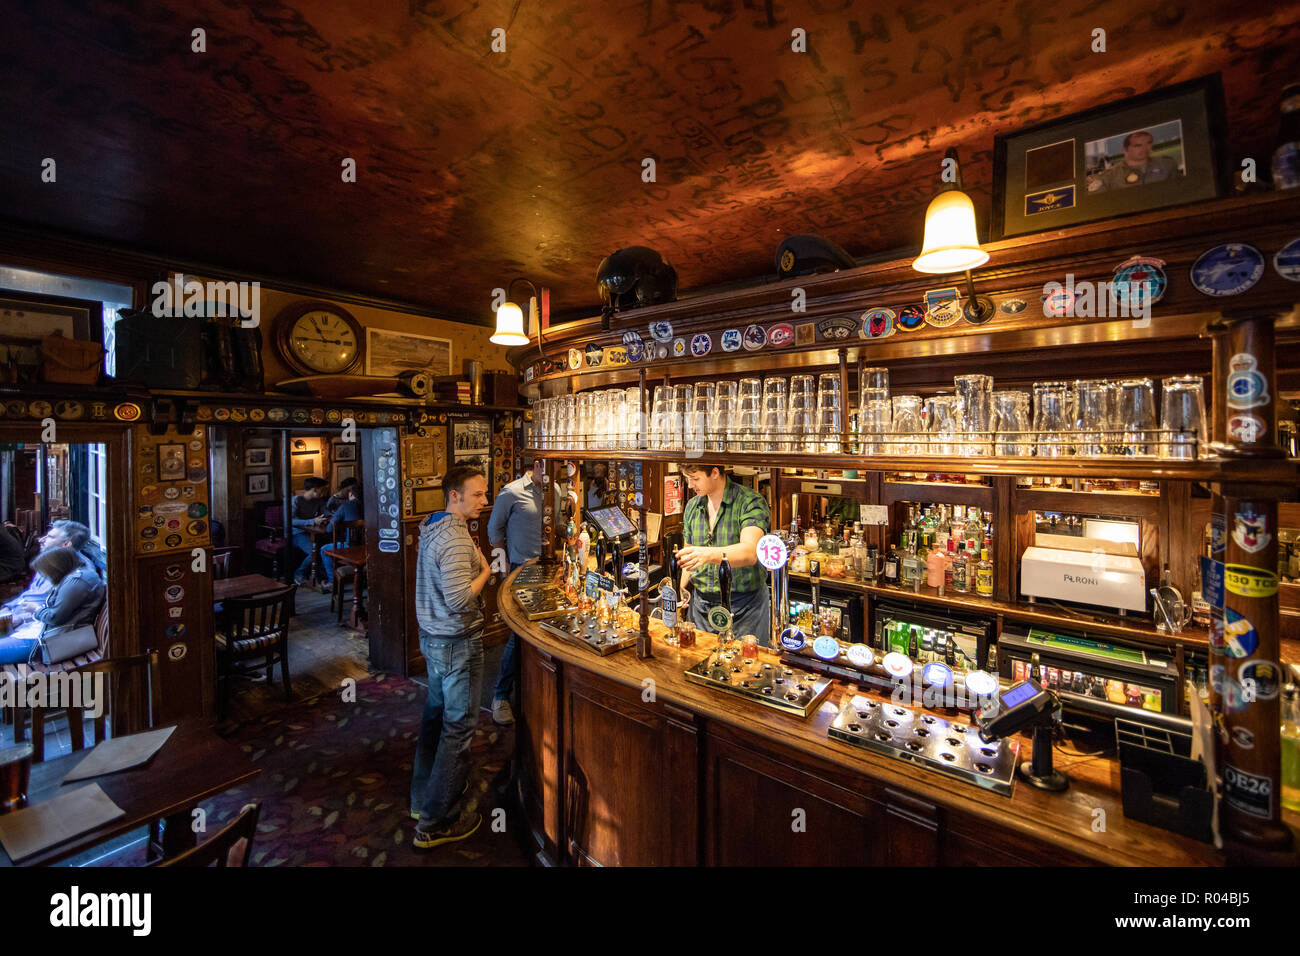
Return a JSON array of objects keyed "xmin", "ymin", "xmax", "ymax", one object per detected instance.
[
  {"xmin": 411, "ymin": 778, "xmax": 470, "ymax": 820},
  {"xmin": 413, "ymin": 810, "xmax": 481, "ymax": 850},
  {"xmin": 492, "ymin": 698, "xmax": 515, "ymax": 726}
]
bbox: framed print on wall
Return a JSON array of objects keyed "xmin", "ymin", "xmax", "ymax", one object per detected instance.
[
  {"xmin": 246, "ymin": 473, "xmax": 271, "ymax": 495},
  {"xmin": 364, "ymin": 328, "xmax": 452, "ymax": 377},
  {"xmin": 992, "ymin": 74, "xmax": 1227, "ymax": 239}
]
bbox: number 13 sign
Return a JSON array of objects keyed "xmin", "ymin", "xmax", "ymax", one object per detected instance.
[{"xmin": 756, "ymin": 534, "xmax": 789, "ymax": 571}]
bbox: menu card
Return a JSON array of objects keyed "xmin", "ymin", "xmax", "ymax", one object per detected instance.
[{"xmin": 0, "ymin": 783, "xmax": 125, "ymax": 863}]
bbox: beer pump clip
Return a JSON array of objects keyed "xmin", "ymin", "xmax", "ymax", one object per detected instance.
[
  {"xmin": 711, "ymin": 557, "xmax": 736, "ymax": 648},
  {"xmin": 975, "ymin": 675, "xmax": 1068, "ymax": 792}
]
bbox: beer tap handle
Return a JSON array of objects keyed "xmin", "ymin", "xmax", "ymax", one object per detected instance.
[
  {"xmin": 810, "ymin": 559, "xmax": 821, "ymax": 616},
  {"xmin": 719, "ymin": 556, "xmax": 732, "ymax": 613}
]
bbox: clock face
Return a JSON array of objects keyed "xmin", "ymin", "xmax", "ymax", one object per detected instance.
[{"xmin": 288, "ymin": 310, "xmax": 359, "ymax": 374}]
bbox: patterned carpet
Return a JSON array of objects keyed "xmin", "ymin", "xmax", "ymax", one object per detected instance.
[{"xmin": 108, "ymin": 675, "xmax": 532, "ymax": 867}]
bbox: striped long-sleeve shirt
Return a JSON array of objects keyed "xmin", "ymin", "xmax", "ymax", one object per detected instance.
[{"xmin": 414, "ymin": 511, "xmax": 484, "ymax": 637}]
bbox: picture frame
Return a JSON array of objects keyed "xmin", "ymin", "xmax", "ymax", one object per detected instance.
[
  {"xmin": 157, "ymin": 443, "xmax": 187, "ymax": 482},
  {"xmin": 246, "ymin": 473, "xmax": 271, "ymax": 495},
  {"xmin": 332, "ymin": 462, "xmax": 356, "ymax": 487},
  {"xmin": 0, "ymin": 291, "xmax": 104, "ymax": 387},
  {"xmin": 332, "ymin": 441, "xmax": 356, "ymax": 462},
  {"xmin": 991, "ymin": 74, "xmax": 1227, "ymax": 240},
  {"xmin": 364, "ymin": 327, "xmax": 452, "ymax": 377},
  {"xmin": 245, "ymin": 447, "xmax": 271, "ymax": 467}
]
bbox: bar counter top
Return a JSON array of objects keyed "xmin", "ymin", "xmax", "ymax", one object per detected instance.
[{"xmin": 500, "ymin": 563, "xmax": 1300, "ymax": 867}]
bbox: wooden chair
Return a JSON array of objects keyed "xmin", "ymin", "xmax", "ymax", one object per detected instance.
[
  {"xmin": 211, "ymin": 546, "xmax": 242, "ymax": 580},
  {"xmin": 156, "ymin": 802, "xmax": 261, "ymax": 868},
  {"xmin": 216, "ymin": 585, "xmax": 296, "ymax": 718},
  {"xmin": 253, "ymin": 504, "xmax": 288, "ymax": 578},
  {"xmin": 58, "ymin": 651, "xmax": 162, "ymax": 755},
  {"xmin": 328, "ymin": 519, "xmax": 365, "ymax": 623}
]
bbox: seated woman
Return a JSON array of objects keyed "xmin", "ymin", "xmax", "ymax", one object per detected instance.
[{"xmin": 0, "ymin": 546, "xmax": 105, "ymax": 665}]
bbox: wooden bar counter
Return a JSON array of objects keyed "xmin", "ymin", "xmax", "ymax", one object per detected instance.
[{"xmin": 501, "ymin": 563, "xmax": 1300, "ymax": 867}]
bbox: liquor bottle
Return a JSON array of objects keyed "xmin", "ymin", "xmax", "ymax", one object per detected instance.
[
  {"xmin": 1272, "ymin": 83, "xmax": 1300, "ymax": 190},
  {"xmin": 952, "ymin": 541, "xmax": 970, "ymax": 593},
  {"xmin": 661, "ymin": 546, "xmax": 680, "ymax": 638},
  {"xmin": 976, "ymin": 547, "xmax": 994, "ymax": 596},
  {"xmin": 926, "ymin": 535, "xmax": 946, "ymax": 588},
  {"xmin": 578, "ymin": 524, "xmax": 591, "ymax": 572},
  {"xmin": 1282, "ymin": 685, "xmax": 1300, "ymax": 812},
  {"xmin": 908, "ymin": 626, "xmax": 919, "ymax": 658},
  {"xmin": 901, "ymin": 534, "xmax": 920, "ymax": 586},
  {"xmin": 852, "ymin": 524, "xmax": 867, "ymax": 582},
  {"xmin": 944, "ymin": 538, "xmax": 956, "ymax": 590},
  {"xmin": 883, "ymin": 543, "xmax": 900, "ymax": 585}
]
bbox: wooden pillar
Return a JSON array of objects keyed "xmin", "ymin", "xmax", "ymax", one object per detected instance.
[
  {"xmin": 1212, "ymin": 311, "xmax": 1293, "ymax": 860},
  {"xmin": 540, "ymin": 458, "xmax": 559, "ymax": 566}
]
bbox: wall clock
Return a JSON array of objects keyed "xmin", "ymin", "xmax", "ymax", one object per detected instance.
[{"xmin": 272, "ymin": 302, "xmax": 364, "ymax": 376}]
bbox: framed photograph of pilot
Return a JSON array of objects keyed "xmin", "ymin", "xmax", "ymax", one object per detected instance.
[{"xmin": 991, "ymin": 74, "xmax": 1227, "ymax": 239}]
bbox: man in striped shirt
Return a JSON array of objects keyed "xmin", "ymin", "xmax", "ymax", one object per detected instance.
[{"xmin": 410, "ymin": 463, "xmax": 491, "ymax": 850}]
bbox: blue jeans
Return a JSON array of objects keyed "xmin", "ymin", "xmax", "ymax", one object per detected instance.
[
  {"xmin": 688, "ymin": 586, "xmax": 772, "ymax": 647},
  {"xmin": 410, "ymin": 631, "xmax": 484, "ymax": 828},
  {"xmin": 320, "ymin": 543, "xmax": 340, "ymax": 580},
  {"xmin": 492, "ymin": 563, "xmax": 522, "ymax": 702},
  {"xmin": 291, "ymin": 531, "xmax": 315, "ymax": 579},
  {"xmin": 0, "ymin": 636, "xmax": 38, "ymax": 665}
]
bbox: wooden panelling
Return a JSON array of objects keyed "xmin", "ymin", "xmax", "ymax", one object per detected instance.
[{"xmin": 518, "ymin": 641, "xmax": 562, "ymax": 863}]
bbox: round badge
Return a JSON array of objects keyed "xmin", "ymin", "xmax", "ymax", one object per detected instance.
[
  {"xmin": 113, "ymin": 402, "xmax": 142, "ymax": 421},
  {"xmin": 622, "ymin": 330, "xmax": 645, "ymax": 362},
  {"xmin": 671, "ymin": 337, "xmax": 687, "ymax": 357},
  {"xmin": 1112, "ymin": 257, "xmax": 1168, "ymax": 310},
  {"xmin": 846, "ymin": 643, "xmax": 874, "ymax": 668},
  {"xmin": 896, "ymin": 306, "xmax": 925, "ymax": 331},
  {"xmin": 1222, "ymin": 678, "xmax": 1249, "ymax": 712},
  {"xmin": 1190, "ymin": 243, "xmax": 1265, "ymax": 297},
  {"xmin": 164, "ymin": 585, "xmax": 185, "ymax": 603},
  {"xmin": 707, "ymin": 605, "xmax": 733, "ymax": 632},
  {"xmin": 141, "ymin": 542, "xmax": 156, "ymax": 552},
  {"xmin": 882, "ymin": 652, "xmax": 913, "ymax": 677},
  {"xmin": 999, "ymin": 298, "xmax": 1028, "ymax": 314},
  {"xmin": 1273, "ymin": 236, "xmax": 1300, "ymax": 280},
  {"xmin": 755, "ymin": 534, "xmax": 789, "ymax": 571},
  {"xmin": 325, "ymin": 409, "xmax": 340, "ymax": 423},
  {"xmin": 813, "ymin": 636, "xmax": 841, "ymax": 660},
  {"xmin": 163, "ymin": 487, "xmax": 180, "ymax": 499},
  {"xmin": 29, "ymin": 400, "xmax": 52, "ymax": 418},
  {"xmin": 164, "ymin": 564, "xmax": 184, "ymax": 581},
  {"xmin": 164, "ymin": 534, "xmax": 182, "ymax": 548},
  {"xmin": 779, "ymin": 627, "xmax": 807, "ymax": 651},
  {"xmin": 1223, "ymin": 608, "xmax": 1259, "ymax": 658},
  {"xmin": 1226, "ymin": 354, "xmax": 1268, "ymax": 410},
  {"xmin": 742, "ymin": 324, "xmax": 766, "ymax": 350},
  {"xmin": 766, "ymin": 323, "xmax": 794, "ymax": 347},
  {"xmin": 153, "ymin": 515, "xmax": 165, "ymax": 527},
  {"xmin": 229, "ymin": 408, "xmax": 247, "ymax": 423},
  {"xmin": 250, "ymin": 408, "xmax": 266, "ymax": 422},
  {"xmin": 187, "ymin": 467, "xmax": 206, "ymax": 482},
  {"xmin": 690, "ymin": 333, "xmax": 712, "ymax": 357},
  {"xmin": 649, "ymin": 321, "xmax": 674, "ymax": 343},
  {"xmin": 585, "ymin": 343, "xmax": 603, "ymax": 367},
  {"xmin": 187, "ymin": 503, "xmax": 208, "ymax": 518},
  {"xmin": 167, "ymin": 519, "xmax": 181, "ymax": 531},
  {"xmin": 168, "ymin": 643, "xmax": 187, "ymax": 661},
  {"xmin": 141, "ymin": 526, "xmax": 158, "ymax": 539},
  {"xmin": 214, "ymin": 407, "xmax": 231, "ymax": 421},
  {"xmin": 861, "ymin": 308, "xmax": 895, "ymax": 339},
  {"xmin": 964, "ymin": 670, "xmax": 998, "ymax": 697},
  {"xmin": 166, "ymin": 623, "xmax": 187, "ymax": 638},
  {"xmin": 188, "ymin": 440, "xmax": 202, "ymax": 451},
  {"xmin": 655, "ymin": 344, "xmax": 669, "ymax": 359},
  {"xmin": 1042, "ymin": 287, "xmax": 1075, "ymax": 316},
  {"xmin": 922, "ymin": 662, "xmax": 954, "ymax": 687},
  {"xmin": 267, "ymin": 408, "xmax": 288, "ymax": 422},
  {"xmin": 54, "ymin": 400, "xmax": 84, "ymax": 419},
  {"xmin": 187, "ymin": 520, "xmax": 206, "ymax": 535},
  {"xmin": 5, "ymin": 401, "xmax": 26, "ymax": 417},
  {"xmin": 720, "ymin": 329, "xmax": 742, "ymax": 352},
  {"xmin": 1237, "ymin": 660, "xmax": 1281, "ymax": 701}
]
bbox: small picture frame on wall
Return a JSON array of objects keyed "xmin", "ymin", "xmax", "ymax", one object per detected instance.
[
  {"xmin": 246, "ymin": 473, "xmax": 271, "ymax": 495},
  {"xmin": 332, "ymin": 441, "xmax": 356, "ymax": 462},
  {"xmin": 245, "ymin": 447, "xmax": 271, "ymax": 467},
  {"xmin": 332, "ymin": 463, "xmax": 356, "ymax": 487},
  {"xmin": 157, "ymin": 443, "xmax": 187, "ymax": 482}
]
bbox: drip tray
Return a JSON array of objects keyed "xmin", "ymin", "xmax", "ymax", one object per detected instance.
[
  {"xmin": 684, "ymin": 651, "xmax": 833, "ymax": 718},
  {"xmin": 512, "ymin": 564, "xmax": 564, "ymax": 588},
  {"xmin": 512, "ymin": 586, "xmax": 576, "ymax": 621},
  {"xmin": 828, "ymin": 697, "xmax": 1019, "ymax": 796},
  {"xmin": 540, "ymin": 615, "xmax": 639, "ymax": 656}
]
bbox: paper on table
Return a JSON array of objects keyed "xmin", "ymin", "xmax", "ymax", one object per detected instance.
[
  {"xmin": 61, "ymin": 726, "xmax": 177, "ymax": 783},
  {"xmin": 0, "ymin": 783, "xmax": 125, "ymax": 863}
]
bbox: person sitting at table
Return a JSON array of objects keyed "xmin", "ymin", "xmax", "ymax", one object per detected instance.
[
  {"xmin": 290, "ymin": 477, "xmax": 330, "ymax": 589},
  {"xmin": 0, "ymin": 547, "xmax": 105, "ymax": 665},
  {"xmin": 2, "ymin": 519, "xmax": 101, "ymax": 615},
  {"xmin": 323, "ymin": 476, "xmax": 358, "ymax": 519},
  {"xmin": 320, "ymin": 479, "xmax": 364, "ymax": 581},
  {"xmin": 0, "ymin": 520, "xmax": 26, "ymax": 597}
]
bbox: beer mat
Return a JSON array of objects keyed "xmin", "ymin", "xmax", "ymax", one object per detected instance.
[
  {"xmin": 0, "ymin": 783, "xmax": 125, "ymax": 862},
  {"xmin": 60, "ymin": 726, "xmax": 177, "ymax": 783}
]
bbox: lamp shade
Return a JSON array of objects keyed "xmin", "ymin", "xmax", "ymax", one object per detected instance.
[
  {"xmin": 490, "ymin": 301, "xmax": 530, "ymax": 346},
  {"xmin": 912, "ymin": 189, "xmax": 989, "ymax": 274}
]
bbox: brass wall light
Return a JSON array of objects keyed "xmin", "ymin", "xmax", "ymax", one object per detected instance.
[
  {"xmin": 491, "ymin": 278, "xmax": 547, "ymax": 356},
  {"xmin": 912, "ymin": 147, "xmax": 995, "ymax": 325}
]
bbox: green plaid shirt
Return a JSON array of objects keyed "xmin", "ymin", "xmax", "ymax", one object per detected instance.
[{"xmin": 682, "ymin": 478, "xmax": 771, "ymax": 596}]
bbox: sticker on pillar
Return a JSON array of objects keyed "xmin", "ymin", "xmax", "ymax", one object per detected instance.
[
  {"xmin": 690, "ymin": 333, "xmax": 712, "ymax": 357},
  {"xmin": 1225, "ymin": 564, "xmax": 1279, "ymax": 598},
  {"xmin": 924, "ymin": 287, "xmax": 962, "ymax": 327},
  {"xmin": 860, "ymin": 308, "xmax": 895, "ymax": 339},
  {"xmin": 1273, "ymin": 236, "xmax": 1300, "ymax": 280},
  {"xmin": 1223, "ymin": 763, "xmax": 1273, "ymax": 818},
  {"xmin": 1209, "ymin": 608, "xmax": 1225, "ymax": 655},
  {"xmin": 1222, "ymin": 608, "xmax": 1259, "ymax": 658},
  {"xmin": 1226, "ymin": 354, "xmax": 1269, "ymax": 409},
  {"xmin": 378, "ymin": 540, "xmax": 400, "ymax": 553},
  {"xmin": 1238, "ymin": 660, "xmax": 1282, "ymax": 701},
  {"xmin": 1222, "ymin": 677, "xmax": 1249, "ymax": 712},
  {"xmin": 1190, "ymin": 243, "xmax": 1265, "ymax": 296},
  {"xmin": 168, "ymin": 643, "xmax": 187, "ymax": 662},
  {"xmin": 742, "ymin": 325, "xmax": 766, "ymax": 350},
  {"xmin": 1231, "ymin": 507, "xmax": 1271, "ymax": 553},
  {"xmin": 1230, "ymin": 726, "xmax": 1255, "ymax": 749},
  {"xmin": 720, "ymin": 329, "xmax": 742, "ymax": 352},
  {"xmin": 1227, "ymin": 413, "xmax": 1266, "ymax": 444}
]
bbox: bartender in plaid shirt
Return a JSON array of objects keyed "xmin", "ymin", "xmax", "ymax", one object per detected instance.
[{"xmin": 674, "ymin": 463, "xmax": 772, "ymax": 645}]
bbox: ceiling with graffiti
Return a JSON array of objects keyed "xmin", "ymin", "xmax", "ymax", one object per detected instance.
[{"xmin": 2, "ymin": 0, "xmax": 1298, "ymax": 323}]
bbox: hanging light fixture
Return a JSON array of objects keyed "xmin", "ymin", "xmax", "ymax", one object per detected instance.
[
  {"xmin": 491, "ymin": 278, "xmax": 546, "ymax": 350},
  {"xmin": 912, "ymin": 147, "xmax": 995, "ymax": 324}
]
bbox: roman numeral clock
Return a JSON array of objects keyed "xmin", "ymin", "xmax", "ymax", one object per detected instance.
[{"xmin": 272, "ymin": 301, "xmax": 365, "ymax": 376}]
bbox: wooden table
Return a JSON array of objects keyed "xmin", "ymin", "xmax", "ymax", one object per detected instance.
[
  {"xmin": 328, "ymin": 546, "xmax": 367, "ymax": 630},
  {"xmin": 213, "ymin": 573, "xmax": 286, "ymax": 604},
  {"xmin": 1, "ymin": 720, "xmax": 260, "ymax": 866}
]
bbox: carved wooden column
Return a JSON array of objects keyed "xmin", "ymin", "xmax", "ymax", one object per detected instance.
[{"xmin": 1214, "ymin": 311, "xmax": 1294, "ymax": 861}]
